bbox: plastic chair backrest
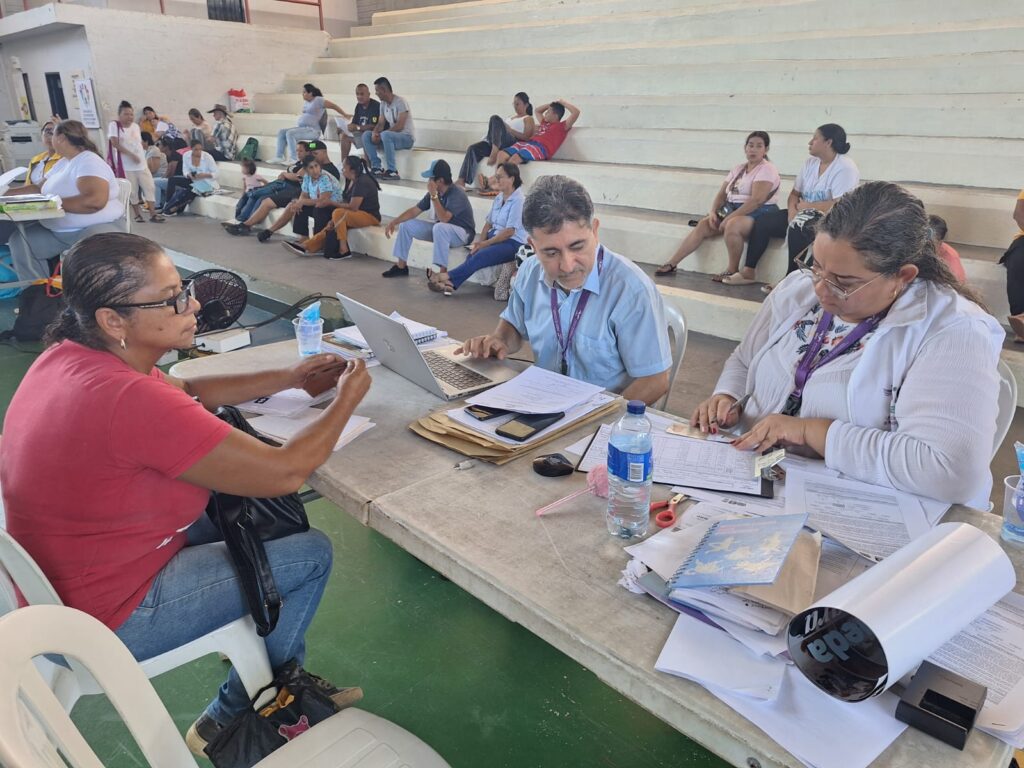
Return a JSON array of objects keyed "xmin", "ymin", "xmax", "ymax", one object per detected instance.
[
  {"xmin": 0, "ymin": 605, "xmax": 198, "ymax": 768},
  {"xmin": 658, "ymin": 302, "xmax": 688, "ymax": 412},
  {"xmin": 116, "ymin": 178, "xmax": 132, "ymax": 233},
  {"xmin": 0, "ymin": 528, "xmax": 64, "ymax": 609},
  {"xmin": 995, "ymin": 360, "xmax": 1018, "ymax": 459}
]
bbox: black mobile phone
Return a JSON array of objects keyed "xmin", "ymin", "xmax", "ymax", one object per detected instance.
[
  {"xmin": 464, "ymin": 404, "xmax": 511, "ymax": 421},
  {"xmin": 495, "ymin": 412, "xmax": 566, "ymax": 442}
]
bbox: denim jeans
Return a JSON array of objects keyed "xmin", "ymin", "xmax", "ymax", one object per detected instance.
[
  {"xmin": 154, "ymin": 177, "xmax": 168, "ymax": 207},
  {"xmin": 275, "ymin": 126, "xmax": 321, "ymax": 162},
  {"xmin": 362, "ymin": 131, "xmax": 415, "ymax": 172},
  {"xmin": 448, "ymin": 238, "xmax": 523, "ymax": 289},
  {"xmin": 113, "ymin": 513, "xmax": 333, "ymax": 724},
  {"xmin": 393, "ymin": 218, "xmax": 471, "ymax": 268}
]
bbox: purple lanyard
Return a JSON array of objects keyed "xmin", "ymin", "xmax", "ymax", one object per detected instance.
[
  {"xmin": 550, "ymin": 247, "xmax": 605, "ymax": 376},
  {"xmin": 782, "ymin": 309, "xmax": 883, "ymax": 416}
]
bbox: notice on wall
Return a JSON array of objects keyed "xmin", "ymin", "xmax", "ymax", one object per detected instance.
[{"xmin": 73, "ymin": 78, "xmax": 99, "ymax": 129}]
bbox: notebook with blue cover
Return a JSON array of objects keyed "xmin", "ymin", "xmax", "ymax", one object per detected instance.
[{"xmin": 667, "ymin": 513, "xmax": 807, "ymax": 591}]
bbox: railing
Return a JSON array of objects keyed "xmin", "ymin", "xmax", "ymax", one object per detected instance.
[{"xmin": 1, "ymin": 0, "xmax": 326, "ymax": 31}]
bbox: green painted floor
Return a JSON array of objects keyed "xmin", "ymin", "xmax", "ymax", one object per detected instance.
[{"xmin": 0, "ymin": 297, "xmax": 728, "ymax": 768}]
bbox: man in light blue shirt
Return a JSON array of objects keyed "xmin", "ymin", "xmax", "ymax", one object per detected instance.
[{"xmin": 457, "ymin": 175, "xmax": 672, "ymax": 405}]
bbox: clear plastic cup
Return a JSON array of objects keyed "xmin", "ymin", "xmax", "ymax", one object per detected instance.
[
  {"xmin": 292, "ymin": 318, "xmax": 324, "ymax": 357},
  {"xmin": 1001, "ymin": 475, "xmax": 1024, "ymax": 544}
]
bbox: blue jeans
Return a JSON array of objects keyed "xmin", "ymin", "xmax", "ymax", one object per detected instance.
[
  {"xmin": 393, "ymin": 218, "xmax": 472, "ymax": 268},
  {"xmin": 275, "ymin": 126, "xmax": 320, "ymax": 162},
  {"xmin": 114, "ymin": 514, "xmax": 333, "ymax": 724},
  {"xmin": 237, "ymin": 181, "xmax": 289, "ymax": 220},
  {"xmin": 363, "ymin": 131, "xmax": 415, "ymax": 172},
  {"xmin": 154, "ymin": 177, "xmax": 168, "ymax": 207},
  {"xmin": 448, "ymin": 238, "xmax": 523, "ymax": 289}
]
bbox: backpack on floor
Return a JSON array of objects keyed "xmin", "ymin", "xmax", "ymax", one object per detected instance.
[
  {"xmin": 238, "ymin": 137, "xmax": 259, "ymax": 162},
  {"xmin": 0, "ymin": 246, "xmax": 21, "ymax": 299}
]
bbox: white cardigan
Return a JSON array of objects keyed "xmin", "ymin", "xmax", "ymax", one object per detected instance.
[{"xmin": 713, "ymin": 272, "xmax": 1004, "ymax": 508}]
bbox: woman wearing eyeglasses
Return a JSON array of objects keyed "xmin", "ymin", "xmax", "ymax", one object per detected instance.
[
  {"xmin": 691, "ymin": 182, "xmax": 1003, "ymax": 508},
  {"xmin": 23, "ymin": 119, "xmax": 65, "ymax": 186},
  {"xmin": 0, "ymin": 233, "xmax": 372, "ymax": 756},
  {"xmin": 656, "ymin": 131, "xmax": 780, "ymax": 281}
]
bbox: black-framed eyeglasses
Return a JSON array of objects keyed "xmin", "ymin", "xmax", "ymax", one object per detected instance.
[
  {"xmin": 107, "ymin": 281, "xmax": 195, "ymax": 315},
  {"xmin": 793, "ymin": 247, "xmax": 883, "ymax": 301}
]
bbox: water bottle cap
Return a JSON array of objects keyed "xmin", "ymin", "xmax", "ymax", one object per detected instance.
[{"xmin": 626, "ymin": 400, "xmax": 646, "ymax": 415}]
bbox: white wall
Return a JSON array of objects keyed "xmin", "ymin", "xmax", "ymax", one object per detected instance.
[
  {"xmin": 0, "ymin": 3, "xmax": 332, "ymax": 146},
  {"xmin": 100, "ymin": 0, "xmax": 358, "ymax": 36}
]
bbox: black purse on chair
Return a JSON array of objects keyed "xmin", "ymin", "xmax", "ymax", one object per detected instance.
[{"xmin": 206, "ymin": 405, "xmax": 310, "ymax": 637}]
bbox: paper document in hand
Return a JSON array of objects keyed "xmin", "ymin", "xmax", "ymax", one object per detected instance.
[
  {"xmin": 249, "ymin": 412, "xmax": 374, "ymax": 452},
  {"xmin": 447, "ymin": 393, "xmax": 615, "ymax": 446},
  {"xmin": 239, "ymin": 388, "xmax": 333, "ymax": 418},
  {"xmin": 784, "ymin": 469, "xmax": 930, "ymax": 561},
  {"xmin": 466, "ymin": 365, "xmax": 604, "ymax": 415}
]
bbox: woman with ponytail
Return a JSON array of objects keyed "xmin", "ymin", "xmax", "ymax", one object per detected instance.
[
  {"xmin": 692, "ymin": 181, "xmax": 1004, "ymax": 508},
  {"xmin": 456, "ymin": 92, "xmax": 535, "ymax": 188},
  {"xmin": 0, "ymin": 119, "xmax": 123, "ymax": 280},
  {"xmin": 283, "ymin": 155, "xmax": 381, "ymax": 259}
]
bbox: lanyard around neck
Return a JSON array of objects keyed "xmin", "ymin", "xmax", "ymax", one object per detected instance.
[{"xmin": 550, "ymin": 246, "xmax": 605, "ymax": 376}]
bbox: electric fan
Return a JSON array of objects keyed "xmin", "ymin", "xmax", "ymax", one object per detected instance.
[{"xmin": 191, "ymin": 269, "xmax": 248, "ymax": 333}]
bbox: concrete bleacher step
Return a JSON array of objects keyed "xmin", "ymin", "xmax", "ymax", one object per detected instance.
[
  {"xmin": 235, "ymin": 115, "xmax": 1024, "ymax": 190},
  {"xmin": 328, "ymin": 0, "xmax": 1024, "ymax": 58}
]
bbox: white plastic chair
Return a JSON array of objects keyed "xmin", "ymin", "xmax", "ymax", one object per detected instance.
[
  {"xmin": 0, "ymin": 527, "xmax": 272, "ymax": 712},
  {"xmin": 0, "ymin": 605, "xmax": 452, "ymax": 768},
  {"xmin": 994, "ymin": 360, "xmax": 1018, "ymax": 459},
  {"xmin": 658, "ymin": 302, "xmax": 689, "ymax": 412},
  {"xmin": 115, "ymin": 177, "xmax": 132, "ymax": 233}
]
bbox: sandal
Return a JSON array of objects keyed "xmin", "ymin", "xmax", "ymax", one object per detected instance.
[
  {"xmin": 654, "ymin": 263, "xmax": 677, "ymax": 276},
  {"xmin": 149, "ymin": 213, "xmax": 165, "ymax": 223},
  {"xmin": 710, "ymin": 271, "xmax": 736, "ymax": 283},
  {"xmin": 427, "ymin": 279, "xmax": 454, "ymax": 294},
  {"xmin": 721, "ymin": 273, "xmax": 756, "ymax": 286}
]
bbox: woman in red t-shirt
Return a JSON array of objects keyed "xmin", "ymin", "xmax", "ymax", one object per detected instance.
[{"xmin": 0, "ymin": 232, "xmax": 371, "ymax": 756}]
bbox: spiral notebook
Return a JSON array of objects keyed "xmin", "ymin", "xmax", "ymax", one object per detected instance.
[{"xmin": 667, "ymin": 513, "xmax": 807, "ymax": 591}]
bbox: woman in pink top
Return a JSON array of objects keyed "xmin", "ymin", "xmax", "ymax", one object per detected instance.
[
  {"xmin": 657, "ymin": 131, "xmax": 781, "ymax": 283},
  {"xmin": 928, "ymin": 215, "xmax": 966, "ymax": 283}
]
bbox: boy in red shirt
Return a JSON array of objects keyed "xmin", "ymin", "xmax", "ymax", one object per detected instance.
[{"xmin": 498, "ymin": 99, "xmax": 581, "ymax": 164}]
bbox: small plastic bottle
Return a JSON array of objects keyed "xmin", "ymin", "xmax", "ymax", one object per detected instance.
[{"xmin": 606, "ymin": 400, "xmax": 654, "ymax": 539}]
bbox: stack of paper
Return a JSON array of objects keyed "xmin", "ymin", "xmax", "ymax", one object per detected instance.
[
  {"xmin": 334, "ymin": 311, "xmax": 445, "ymax": 351},
  {"xmin": 0, "ymin": 193, "xmax": 60, "ymax": 212},
  {"xmin": 238, "ymin": 388, "xmax": 334, "ymax": 418},
  {"xmin": 464, "ymin": 366, "xmax": 605, "ymax": 414},
  {"xmin": 249, "ymin": 411, "xmax": 374, "ymax": 452}
]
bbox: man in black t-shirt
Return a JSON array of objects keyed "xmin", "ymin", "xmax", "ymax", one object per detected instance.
[{"xmin": 339, "ymin": 83, "xmax": 381, "ymax": 160}]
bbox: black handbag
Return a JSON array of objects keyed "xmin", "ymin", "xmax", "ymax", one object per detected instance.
[
  {"xmin": 206, "ymin": 405, "xmax": 309, "ymax": 636},
  {"xmin": 204, "ymin": 660, "xmax": 340, "ymax": 768}
]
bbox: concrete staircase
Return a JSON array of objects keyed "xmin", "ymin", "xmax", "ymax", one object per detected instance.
[{"xmin": 188, "ymin": 0, "xmax": 1024, "ymax": 398}]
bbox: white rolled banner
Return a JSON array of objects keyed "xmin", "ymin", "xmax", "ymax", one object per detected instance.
[{"xmin": 787, "ymin": 522, "xmax": 1015, "ymax": 702}]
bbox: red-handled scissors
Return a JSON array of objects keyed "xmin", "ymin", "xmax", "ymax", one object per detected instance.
[{"xmin": 650, "ymin": 493, "xmax": 686, "ymax": 528}]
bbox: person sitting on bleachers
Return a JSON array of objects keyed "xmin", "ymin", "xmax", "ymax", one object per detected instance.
[
  {"xmin": 457, "ymin": 175, "xmax": 672, "ymax": 405},
  {"xmin": 692, "ymin": 182, "xmax": 1002, "ymax": 508},
  {"xmin": 655, "ymin": 131, "xmax": 780, "ymax": 283},
  {"xmin": 143, "ymin": 131, "xmax": 170, "ymax": 209},
  {"xmin": 381, "ymin": 159, "xmax": 474, "ymax": 278},
  {"xmin": 1003, "ymin": 189, "xmax": 1024, "ymax": 342},
  {"xmin": 363, "ymin": 77, "xmax": 415, "ymax": 181},
  {"xmin": 336, "ymin": 83, "xmax": 380, "ymax": 160},
  {"xmin": 740, "ymin": 123, "xmax": 859, "ymax": 290},
  {"xmin": 186, "ymin": 108, "xmax": 215, "ymax": 153},
  {"xmin": 138, "ymin": 106, "xmax": 181, "ymax": 142},
  {"xmin": 429, "ymin": 163, "xmax": 527, "ymax": 295},
  {"xmin": 162, "ymin": 140, "xmax": 220, "ymax": 217},
  {"xmin": 307, "ymin": 139, "xmax": 341, "ymax": 180},
  {"xmin": 154, "ymin": 137, "xmax": 183, "ymax": 209},
  {"xmin": 0, "ymin": 232, "xmax": 371, "ymax": 757},
  {"xmin": 284, "ymin": 156, "xmax": 381, "ymax": 260},
  {"xmin": 455, "ymin": 92, "xmax": 535, "ymax": 188},
  {"xmin": 225, "ymin": 142, "xmax": 310, "ymax": 239},
  {"xmin": 0, "ymin": 120, "xmax": 123, "ymax": 280},
  {"xmin": 271, "ymin": 84, "xmax": 345, "ymax": 166},
  {"xmin": 495, "ymin": 99, "xmax": 580, "ymax": 166},
  {"xmin": 258, "ymin": 154, "xmax": 342, "ymax": 251},
  {"xmin": 927, "ymin": 215, "xmax": 966, "ymax": 284},
  {"xmin": 206, "ymin": 104, "xmax": 238, "ymax": 161},
  {"xmin": 21, "ymin": 119, "xmax": 64, "ymax": 187}
]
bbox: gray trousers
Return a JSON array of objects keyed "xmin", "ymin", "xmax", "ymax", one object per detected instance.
[{"xmin": 0, "ymin": 221, "xmax": 124, "ymax": 280}]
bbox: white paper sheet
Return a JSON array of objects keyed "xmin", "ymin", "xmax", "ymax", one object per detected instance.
[
  {"xmin": 784, "ymin": 470, "xmax": 931, "ymax": 561},
  {"xmin": 656, "ymin": 612, "xmax": 786, "ymax": 700},
  {"xmin": 0, "ymin": 166, "xmax": 27, "ymax": 195},
  {"xmin": 333, "ymin": 311, "xmax": 445, "ymax": 349},
  {"xmin": 249, "ymin": 412, "xmax": 373, "ymax": 451},
  {"xmin": 238, "ymin": 388, "xmax": 333, "ymax": 418},
  {"xmin": 465, "ymin": 365, "xmax": 604, "ymax": 415},
  {"xmin": 812, "ymin": 538, "xmax": 873, "ymax": 602},
  {"xmin": 710, "ymin": 666, "xmax": 907, "ymax": 768},
  {"xmin": 447, "ymin": 393, "xmax": 615, "ymax": 446},
  {"xmin": 931, "ymin": 592, "xmax": 1024, "ymax": 737}
]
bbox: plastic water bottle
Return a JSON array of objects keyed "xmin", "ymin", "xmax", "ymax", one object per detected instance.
[{"xmin": 606, "ymin": 400, "xmax": 654, "ymax": 539}]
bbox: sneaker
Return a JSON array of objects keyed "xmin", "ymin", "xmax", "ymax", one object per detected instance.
[
  {"xmin": 221, "ymin": 220, "xmax": 238, "ymax": 229},
  {"xmin": 282, "ymin": 241, "xmax": 305, "ymax": 255},
  {"xmin": 226, "ymin": 224, "xmax": 251, "ymax": 236},
  {"xmin": 270, "ymin": 156, "xmax": 288, "ymax": 165},
  {"xmin": 256, "ymin": 230, "xmax": 272, "ymax": 243},
  {"xmin": 324, "ymin": 250, "xmax": 353, "ymax": 261},
  {"xmin": 381, "ymin": 170, "xmax": 401, "ymax": 181},
  {"xmin": 371, "ymin": 167, "xmax": 384, "ymax": 178},
  {"xmin": 185, "ymin": 713, "xmax": 223, "ymax": 758},
  {"xmin": 306, "ymin": 673, "xmax": 364, "ymax": 709},
  {"xmin": 381, "ymin": 264, "xmax": 409, "ymax": 278}
]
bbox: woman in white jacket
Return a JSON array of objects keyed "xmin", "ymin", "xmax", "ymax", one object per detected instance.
[{"xmin": 692, "ymin": 181, "xmax": 1003, "ymax": 508}]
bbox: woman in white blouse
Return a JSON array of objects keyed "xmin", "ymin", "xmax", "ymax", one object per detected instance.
[
  {"xmin": 456, "ymin": 92, "xmax": 536, "ymax": 188},
  {"xmin": 656, "ymin": 131, "xmax": 781, "ymax": 283},
  {"xmin": 692, "ymin": 181, "xmax": 1003, "ymax": 509},
  {"xmin": 1, "ymin": 120, "xmax": 122, "ymax": 280}
]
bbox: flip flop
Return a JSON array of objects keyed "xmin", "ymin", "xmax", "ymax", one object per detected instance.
[
  {"xmin": 710, "ymin": 271, "xmax": 736, "ymax": 283},
  {"xmin": 721, "ymin": 273, "xmax": 756, "ymax": 286},
  {"xmin": 655, "ymin": 264, "xmax": 677, "ymax": 276}
]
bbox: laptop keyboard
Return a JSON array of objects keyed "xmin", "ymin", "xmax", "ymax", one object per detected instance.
[{"xmin": 423, "ymin": 351, "xmax": 492, "ymax": 390}]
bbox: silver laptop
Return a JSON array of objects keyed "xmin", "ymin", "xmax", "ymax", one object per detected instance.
[{"xmin": 336, "ymin": 293, "xmax": 519, "ymax": 400}]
